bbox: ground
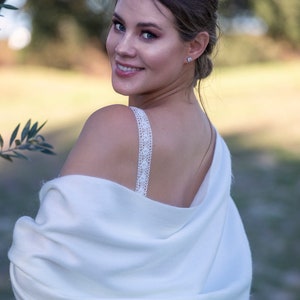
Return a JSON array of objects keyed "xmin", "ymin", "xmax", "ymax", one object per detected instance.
[{"xmin": 1, "ymin": 61, "xmax": 300, "ymax": 299}]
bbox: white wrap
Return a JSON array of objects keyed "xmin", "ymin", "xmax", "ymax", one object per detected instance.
[{"xmin": 8, "ymin": 135, "xmax": 252, "ymax": 299}]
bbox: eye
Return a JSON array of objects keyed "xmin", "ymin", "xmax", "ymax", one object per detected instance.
[
  {"xmin": 142, "ymin": 31, "xmax": 157, "ymax": 40},
  {"xmin": 112, "ymin": 20, "xmax": 125, "ymax": 32}
]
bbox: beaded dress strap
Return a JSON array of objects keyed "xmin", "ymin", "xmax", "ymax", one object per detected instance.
[{"xmin": 130, "ymin": 106, "xmax": 153, "ymax": 197}]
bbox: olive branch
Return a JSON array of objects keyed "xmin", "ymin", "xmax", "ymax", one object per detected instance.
[
  {"xmin": 0, "ymin": 3, "xmax": 55, "ymax": 162},
  {"xmin": 0, "ymin": 120, "xmax": 56, "ymax": 162}
]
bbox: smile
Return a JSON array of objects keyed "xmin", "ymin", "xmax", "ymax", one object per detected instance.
[{"xmin": 117, "ymin": 63, "xmax": 143, "ymax": 73}]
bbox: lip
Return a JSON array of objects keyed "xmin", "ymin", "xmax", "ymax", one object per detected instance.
[{"xmin": 114, "ymin": 61, "xmax": 144, "ymax": 77}]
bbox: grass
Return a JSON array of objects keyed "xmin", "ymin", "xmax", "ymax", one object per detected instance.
[
  {"xmin": 206, "ymin": 61, "xmax": 300, "ymax": 153},
  {"xmin": 1, "ymin": 60, "xmax": 300, "ymax": 299}
]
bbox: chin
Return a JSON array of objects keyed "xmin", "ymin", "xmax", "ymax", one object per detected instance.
[
  {"xmin": 113, "ymin": 88, "xmax": 130, "ymax": 96},
  {"xmin": 111, "ymin": 83, "xmax": 132, "ymax": 96},
  {"xmin": 111, "ymin": 80, "xmax": 139, "ymax": 97}
]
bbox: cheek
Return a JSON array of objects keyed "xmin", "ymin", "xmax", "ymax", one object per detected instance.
[
  {"xmin": 106, "ymin": 29, "xmax": 115, "ymax": 58},
  {"xmin": 144, "ymin": 44, "xmax": 186, "ymax": 71}
]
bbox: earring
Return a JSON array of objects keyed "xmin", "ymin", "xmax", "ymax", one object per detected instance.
[{"xmin": 186, "ymin": 57, "xmax": 193, "ymax": 63}]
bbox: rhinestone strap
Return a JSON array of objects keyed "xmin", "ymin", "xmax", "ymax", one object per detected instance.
[{"xmin": 130, "ymin": 106, "xmax": 153, "ymax": 197}]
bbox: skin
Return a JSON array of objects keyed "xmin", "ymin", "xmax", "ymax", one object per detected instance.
[
  {"xmin": 107, "ymin": 0, "xmax": 209, "ymax": 108},
  {"xmin": 60, "ymin": 0, "xmax": 215, "ymax": 207}
]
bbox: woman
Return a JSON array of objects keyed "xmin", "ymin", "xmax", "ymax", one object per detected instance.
[{"xmin": 9, "ymin": 0, "xmax": 252, "ymax": 299}]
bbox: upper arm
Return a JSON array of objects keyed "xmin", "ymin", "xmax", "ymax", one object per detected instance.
[{"xmin": 60, "ymin": 105, "xmax": 138, "ymax": 189}]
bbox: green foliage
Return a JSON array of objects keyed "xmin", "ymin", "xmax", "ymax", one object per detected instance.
[
  {"xmin": 219, "ymin": 0, "xmax": 252, "ymax": 18},
  {"xmin": 23, "ymin": 0, "xmax": 112, "ymax": 69},
  {"xmin": 220, "ymin": 0, "xmax": 300, "ymax": 49},
  {"xmin": 0, "ymin": 120, "xmax": 55, "ymax": 162},
  {"xmin": 3, "ymin": 0, "xmax": 300, "ymax": 69},
  {"xmin": 251, "ymin": 0, "xmax": 300, "ymax": 48}
]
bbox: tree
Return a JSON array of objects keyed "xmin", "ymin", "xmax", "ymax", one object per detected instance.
[
  {"xmin": 23, "ymin": 0, "xmax": 113, "ymax": 68},
  {"xmin": 252, "ymin": 0, "xmax": 300, "ymax": 48},
  {"xmin": 219, "ymin": 0, "xmax": 300, "ymax": 48},
  {"xmin": 219, "ymin": 0, "xmax": 252, "ymax": 18}
]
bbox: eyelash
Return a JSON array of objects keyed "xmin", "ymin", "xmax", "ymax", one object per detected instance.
[
  {"xmin": 142, "ymin": 31, "xmax": 157, "ymax": 40},
  {"xmin": 112, "ymin": 19, "xmax": 158, "ymax": 40},
  {"xmin": 112, "ymin": 20, "xmax": 125, "ymax": 32}
]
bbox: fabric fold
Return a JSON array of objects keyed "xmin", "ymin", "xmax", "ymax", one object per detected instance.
[{"xmin": 8, "ymin": 134, "xmax": 252, "ymax": 299}]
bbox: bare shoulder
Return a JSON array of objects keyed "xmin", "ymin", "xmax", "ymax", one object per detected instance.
[
  {"xmin": 85, "ymin": 104, "xmax": 136, "ymax": 138},
  {"xmin": 60, "ymin": 104, "xmax": 138, "ymax": 188},
  {"xmin": 78, "ymin": 104, "xmax": 136, "ymax": 149}
]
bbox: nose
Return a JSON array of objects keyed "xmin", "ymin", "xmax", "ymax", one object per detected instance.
[{"xmin": 115, "ymin": 33, "xmax": 137, "ymax": 57}]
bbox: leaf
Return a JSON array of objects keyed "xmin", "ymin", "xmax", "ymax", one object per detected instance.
[
  {"xmin": 27, "ymin": 144, "xmax": 36, "ymax": 151},
  {"xmin": 35, "ymin": 121, "xmax": 47, "ymax": 136},
  {"xmin": 0, "ymin": 134, "xmax": 3, "ymax": 149},
  {"xmin": 9, "ymin": 124, "xmax": 20, "ymax": 147},
  {"xmin": 0, "ymin": 4, "xmax": 18, "ymax": 10},
  {"xmin": 40, "ymin": 142, "xmax": 54, "ymax": 149},
  {"xmin": 21, "ymin": 119, "xmax": 31, "ymax": 142},
  {"xmin": 0, "ymin": 153, "xmax": 13, "ymax": 162},
  {"xmin": 18, "ymin": 144, "xmax": 29, "ymax": 150},
  {"xmin": 31, "ymin": 145, "xmax": 39, "ymax": 151},
  {"xmin": 27, "ymin": 121, "xmax": 38, "ymax": 140},
  {"xmin": 12, "ymin": 151, "xmax": 28, "ymax": 160},
  {"xmin": 40, "ymin": 149, "xmax": 56, "ymax": 155}
]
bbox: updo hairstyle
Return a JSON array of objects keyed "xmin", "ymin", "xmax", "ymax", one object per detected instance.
[
  {"xmin": 113, "ymin": 0, "xmax": 219, "ymax": 86},
  {"xmin": 156, "ymin": 0, "xmax": 219, "ymax": 85}
]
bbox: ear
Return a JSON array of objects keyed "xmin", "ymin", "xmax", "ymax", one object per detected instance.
[{"xmin": 186, "ymin": 31, "xmax": 209, "ymax": 61}]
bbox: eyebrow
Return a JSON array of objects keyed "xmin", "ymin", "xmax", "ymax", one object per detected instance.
[{"xmin": 113, "ymin": 12, "xmax": 163, "ymax": 31}]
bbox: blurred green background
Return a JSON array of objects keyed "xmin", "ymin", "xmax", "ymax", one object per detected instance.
[{"xmin": 1, "ymin": 0, "xmax": 300, "ymax": 299}]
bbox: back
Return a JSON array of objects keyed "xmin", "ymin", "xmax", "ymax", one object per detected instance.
[
  {"xmin": 142, "ymin": 102, "xmax": 215, "ymax": 207},
  {"xmin": 60, "ymin": 103, "xmax": 215, "ymax": 207}
]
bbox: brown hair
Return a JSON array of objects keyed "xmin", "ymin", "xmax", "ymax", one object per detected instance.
[
  {"xmin": 155, "ymin": 0, "xmax": 219, "ymax": 86},
  {"xmin": 113, "ymin": 0, "xmax": 219, "ymax": 88}
]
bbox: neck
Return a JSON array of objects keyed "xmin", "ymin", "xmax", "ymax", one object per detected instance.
[{"xmin": 128, "ymin": 84, "xmax": 198, "ymax": 109}]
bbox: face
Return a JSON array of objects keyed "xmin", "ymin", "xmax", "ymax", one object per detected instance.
[{"xmin": 106, "ymin": 0, "xmax": 191, "ymax": 99}]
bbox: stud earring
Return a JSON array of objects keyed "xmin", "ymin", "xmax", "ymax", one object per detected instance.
[{"xmin": 186, "ymin": 57, "xmax": 193, "ymax": 63}]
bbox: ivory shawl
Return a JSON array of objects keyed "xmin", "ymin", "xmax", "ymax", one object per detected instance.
[{"xmin": 8, "ymin": 135, "xmax": 252, "ymax": 299}]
